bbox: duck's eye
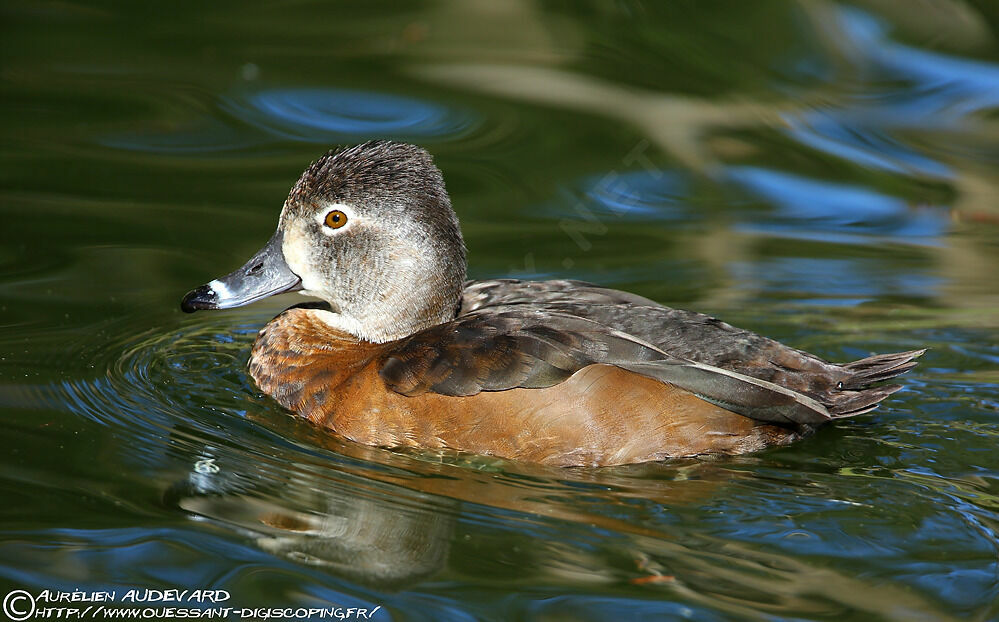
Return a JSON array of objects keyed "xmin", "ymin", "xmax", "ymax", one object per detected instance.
[{"xmin": 324, "ymin": 210, "xmax": 348, "ymax": 229}]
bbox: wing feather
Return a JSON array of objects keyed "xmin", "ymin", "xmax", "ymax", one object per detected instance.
[{"xmin": 378, "ymin": 307, "xmax": 832, "ymax": 425}]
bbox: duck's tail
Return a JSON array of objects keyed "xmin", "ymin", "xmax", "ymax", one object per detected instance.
[{"xmin": 825, "ymin": 349, "xmax": 926, "ymax": 417}]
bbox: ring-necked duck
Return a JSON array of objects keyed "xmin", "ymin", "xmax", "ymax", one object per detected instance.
[{"xmin": 182, "ymin": 141, "xmax": 923, "ymax": 467}]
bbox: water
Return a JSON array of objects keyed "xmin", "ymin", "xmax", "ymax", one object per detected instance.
[{"xmin": 2, "ymin": 1, "xmax": 999, "ymax": 620}]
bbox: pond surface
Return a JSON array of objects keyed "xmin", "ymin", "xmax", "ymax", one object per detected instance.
[{"xmin": 3, "ymin": 1, "xmax": 999, "ymax": 620}]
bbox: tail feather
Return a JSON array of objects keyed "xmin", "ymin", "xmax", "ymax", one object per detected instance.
[
  {"xmin": 839, "ymin": 349, "xmax": 926, "ymax": 389},
  {"xmin": 825, "ymin": 349, "xmax": 925, "ymax": 417},
  {"xmin": 827, "ymin": 384, "xmax": 904, "ymax": 417}
]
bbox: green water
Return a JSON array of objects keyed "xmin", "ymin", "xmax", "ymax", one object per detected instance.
[{"xmin": 2, "ymin": 1, "xmax": 999, "ymax": 620}]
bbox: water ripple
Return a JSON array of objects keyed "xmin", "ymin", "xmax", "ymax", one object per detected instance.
[
  {"xmin": 551, "ymin": 170, "xmax": 695, "ymax": 221},
  {"xmin": 726, "ymin": 166, "xmax": 948, "ymax": 244},
  {"xmin": 779, "ymin": 6, "xmax": 999, "ymax": 181},
  {"xmin": 224, "ymin": 87, "xmax": 478, "ymax": 143},
  {"xmin": 102, "ymin": 88, "xmax": 479, "ymax": 154}
]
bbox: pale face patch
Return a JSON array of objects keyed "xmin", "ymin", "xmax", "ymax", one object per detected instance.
[
  {"xmin": 281, "ymin": 224, "xmax": 320, "ymax": 293},
  {"xmin": 281, "ymin": 202, "xmax": 364, "ymax": 299},
  {"xmin": 275, "ymin": 198, "xmax": 446, "ymax": 343}
]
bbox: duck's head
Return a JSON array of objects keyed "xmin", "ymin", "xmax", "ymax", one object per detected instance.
[{"xmin": 181, "ymin": 141, "xmax": 467, "ymax": 343}]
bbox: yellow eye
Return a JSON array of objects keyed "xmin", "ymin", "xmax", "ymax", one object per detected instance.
[{"xmin": 324, "ymin": 210, "xmax": 348, "ymax": 229}]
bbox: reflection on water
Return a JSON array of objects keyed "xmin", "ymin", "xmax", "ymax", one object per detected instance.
[
  {"xmin": 167, "ymin": 457, "xmax": 456, "ymax": 590},
  {"xmin": 727, "ymin": 167, "xmax": 947, "ymax": 244},
  {"xmin": 227, "ymin": 88, "xmax": 477, "ymax": 142},
  {"xmin": 2, "ymin": 0, "xmax": 999, "ymax": 620},
  {"xmin": 105, "ymin": 88, "xmax": 476, "ymax": 153},
  {"xmin": 780, "ymin": 7, "xmax": 999, "ymax": 181},
  {"xmin": 560, "ymin": 170, "xmax": 693, "ymax": 221},
  {"xmin": 838, "ymin": 8, "xmax": 999, "ymax": 122}
]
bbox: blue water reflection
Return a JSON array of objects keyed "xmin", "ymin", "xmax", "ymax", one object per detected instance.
[
  {"xmin": 581, "ymin": 170, "xmax": 692, "ymax": 220},
  {"xmin": 843, "ymin": 8, "xmax": 999, "ymax": 119},
  {"xmin": 104, "ymin": 88, "xmax": 476, "ymax": 153},
  {"xmin": 784, "ymin": 113, "xmax": 951, "ymax": 178},
  {"xmin": 726, "ymin": 167, "xmax": 947, "ymax": 244},
  {"xmin": 548, "ymin": 170, "xmax": 694, "ymax": 221},
  {"xmin": 225, "ymin": 88, "xmax": 477, "ymax": 142},
  {"xmin": 783, "ymin": 7, "xmax": 999, "ymax": 177}
]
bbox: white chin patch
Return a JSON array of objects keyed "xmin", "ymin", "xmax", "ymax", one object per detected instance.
[{"xmin": 208, "ymin": 279, "xmax": 233, "ymax": 299}]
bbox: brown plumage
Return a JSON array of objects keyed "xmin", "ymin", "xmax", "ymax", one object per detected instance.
[
  {"xmin": 246, "ymin": 293, "xmax": 923, "ymax": 467},
  {"xmin": 182, "ymin": 141, "xmax": 925, "ymax": 467}
]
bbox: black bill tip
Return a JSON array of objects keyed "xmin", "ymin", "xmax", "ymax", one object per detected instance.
[{"xmin": 181, "ymin": 284, "xmax": 219, "ymax": 313}]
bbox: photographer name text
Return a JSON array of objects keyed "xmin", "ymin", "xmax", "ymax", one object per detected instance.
[{"xmin": 37, "ymin": 590, "xmax": 231, "ymax": 604}]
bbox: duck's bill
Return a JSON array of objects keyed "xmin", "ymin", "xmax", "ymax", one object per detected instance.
[{"xmin": 180, "ymin": 230, "xmax": 303, "ymax": 313}]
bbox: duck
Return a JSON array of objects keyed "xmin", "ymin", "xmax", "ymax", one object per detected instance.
[{"xmin": 181, "ymin": 141, "xmax": 924, "ymax": 467}]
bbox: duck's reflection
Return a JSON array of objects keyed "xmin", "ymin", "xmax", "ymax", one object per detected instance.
[
  {"xmin": 162, "ymin": 425, "xmax": 729, "ymax": 590},
  {"xmin": 164, "ymin": 447, "xmax": 455, "ymax": 589},
  {"xmin": 162, "ymin": 429, "xmax": 953, "ymax": 619}
]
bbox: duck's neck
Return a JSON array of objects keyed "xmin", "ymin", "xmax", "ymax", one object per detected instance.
[
  {"xmin": 308, "ymin": 305, "xmax": 454, "ymax": 344},
  {"xmin": 312, "ymin": 274, "xmax": 463, "ymax": 343}
]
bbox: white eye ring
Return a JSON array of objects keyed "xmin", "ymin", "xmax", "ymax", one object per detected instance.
[{"xmin": 315, "ymin": 203, "xmax": 356, "ymax": 235}]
